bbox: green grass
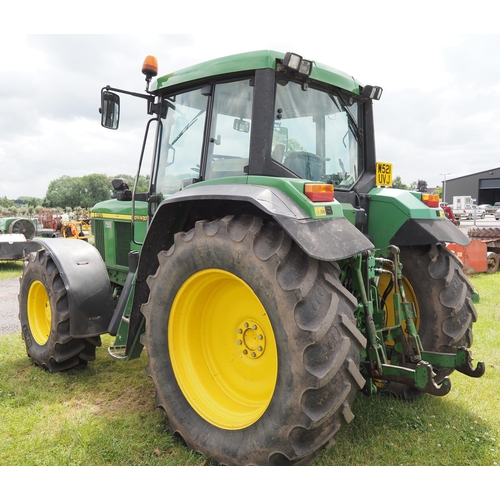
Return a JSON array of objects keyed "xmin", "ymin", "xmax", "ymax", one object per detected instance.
[
  {"xmin": 0, "ymin": 272, "xmax": 498, "ymax": 466},
  {"xmin": 0, "ymin": 260, "xmax": 23, "ymax": 279}
]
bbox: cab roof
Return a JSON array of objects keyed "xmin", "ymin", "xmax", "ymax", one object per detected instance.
[{"xmin": 150, "ymin": 50, "xmax": 361, "ymax": 95}]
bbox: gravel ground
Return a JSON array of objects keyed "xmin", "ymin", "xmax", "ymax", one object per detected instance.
[{"xmin": 0, "ymin": 277, "xmax": 21, "ymax": 335}]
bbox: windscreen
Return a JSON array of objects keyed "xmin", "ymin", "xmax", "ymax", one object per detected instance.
[{"xmin": 272, "ymin": 80, "xmax": 363, "ymax": 189}]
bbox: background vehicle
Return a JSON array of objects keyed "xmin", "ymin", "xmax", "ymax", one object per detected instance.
[
  {"xmin": 478, "ymin": 204, "xmax": 496, "ymax": 215},
  {"xmin": 0, "ymin": 217, "xmax": 39, "ymax": 261},
  {"xmin": 449, "ymin": 227, "xmax": 500, "ymax": 274},
  {"xmin": 471, "ymin": 205, "xmax": 486, "ymax": 218},
  {"xmin": 454, "ymin": 204, "xmax": 485, "ymax": 220},
  {"xmin": 18, "ymin": 50, "xmax": 484, "ymax": 466}
]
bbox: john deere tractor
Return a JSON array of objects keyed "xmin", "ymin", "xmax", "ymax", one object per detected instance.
[{"xmin": 18, "ymin": 50, "xmax": 484, "ymax": 465}]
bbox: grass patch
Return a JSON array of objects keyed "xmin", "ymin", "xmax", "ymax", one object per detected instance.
[
  {"xmin": 0, "ymin": 261, "xmax": 23, "ymax": 280},
  {"xmin": 0, "ymin": 334, "xmax": 209, "ymax": 466},
  {"xmin": 0, "ymin": 273, "xmax": 498, "ymax": 466}
]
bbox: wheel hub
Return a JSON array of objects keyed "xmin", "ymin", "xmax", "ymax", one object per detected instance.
[{"xmin": 238, "ymin": 321, "xmax": 266, "ymax": 359}]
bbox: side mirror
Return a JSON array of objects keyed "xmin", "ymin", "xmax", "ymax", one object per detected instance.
[{"xmin": 100, "ymin": 90, "xmax": 120, "ymax": 129}]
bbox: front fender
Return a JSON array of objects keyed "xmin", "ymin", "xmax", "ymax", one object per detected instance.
[{"xmin": 28, "ymin": 238, "xmax": 113, "ymax": 337}]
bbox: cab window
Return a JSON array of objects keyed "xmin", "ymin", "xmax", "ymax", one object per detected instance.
[
  {"xmin": 155, "ymin": 88, "xmax": 209, "ymax": 196},
  {"xmin": 205, "ymin": 79, "xmax": 253, "ymax": 180}
]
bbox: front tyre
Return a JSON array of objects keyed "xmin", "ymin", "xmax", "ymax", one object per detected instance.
[
  {"xmin": 141, "ymin": 215, "xmax": 366, "ymax": 466},
  {"xmin": 18, "ymin": 248, "xmax": 101, "ymax": 372}
]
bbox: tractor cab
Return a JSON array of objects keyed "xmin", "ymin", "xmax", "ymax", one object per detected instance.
[{"xmin": 101, "ymin": 50, "xmax": 382, "ymax": 220}]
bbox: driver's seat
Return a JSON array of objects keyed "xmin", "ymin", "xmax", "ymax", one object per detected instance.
[{"xmin": 283, "ymin": 151, "xmax": 322, "ymax": 181}]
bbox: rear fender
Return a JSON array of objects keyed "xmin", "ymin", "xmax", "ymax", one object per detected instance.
[
  {"xmin": 140, "ymin": 183, "xmax": 374, "ymax": 277},
  {"xmin": 27, "ymin": 238, "xmax": 114, "ymax": 338}
]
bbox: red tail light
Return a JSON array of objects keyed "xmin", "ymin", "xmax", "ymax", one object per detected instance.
[
  {"xmin": 421, "ymin": 193, "xmax": 440, "ymax": 208},
  {"xmin": 304, "ymin": 184, "xmax": 334, "ymax": 202}
]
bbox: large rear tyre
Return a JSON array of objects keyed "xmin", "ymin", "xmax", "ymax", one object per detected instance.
[
  {"xmin": 18, "ymin": 248, "xmax": 102, "ymax": 372},
  {"xmin": 380, "ymin": 244, "xmax": 477, "ymax": 399},
  {"xmin": 141, "ymin": 215, "xmax": 366, "ymax": 465}
]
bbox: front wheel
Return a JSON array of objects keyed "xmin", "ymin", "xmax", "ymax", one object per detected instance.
[
  {"xmin": 18, "ymin": 248, "xmax": 101, "ymax": 372},
  {"xmin": 141, "ymin": 215, "xmax": 366, "ymax": 465}
]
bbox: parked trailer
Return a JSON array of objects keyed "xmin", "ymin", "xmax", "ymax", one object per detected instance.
[{"xmin": 448, "ymin": 227, "xmax": 500, "ymax": 274}]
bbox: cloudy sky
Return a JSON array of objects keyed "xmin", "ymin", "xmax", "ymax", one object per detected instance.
[{"xmin": 2, "ymin": 27, "xmax": 500, "ymax": 200}]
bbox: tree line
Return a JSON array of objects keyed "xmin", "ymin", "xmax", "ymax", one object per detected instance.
[
  {"xmin": 1, "ymin": 173, "xmax": 150, "ymax": 216},
  {"xmin": 1, "ymin": 173, "xmax": 440, "ymax": 217}
]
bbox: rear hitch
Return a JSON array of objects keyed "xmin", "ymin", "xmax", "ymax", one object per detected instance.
[
  {"xmin": 373, "ymin": 361, "xmax": 452, "ymax": 397},
  {"xmin": 456, "ymin": 347, "xmax": 486, "ymax": 377},
  {"xmin": 421, "ymin": 346, "xmax": 485, "ymax": 379}
]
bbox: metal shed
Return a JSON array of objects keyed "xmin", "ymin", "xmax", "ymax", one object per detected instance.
[{"xmin": 443, "ymin": 167, "xmax": 500, "ymax": 205}]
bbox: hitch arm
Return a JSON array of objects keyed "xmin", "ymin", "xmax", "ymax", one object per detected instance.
[
  {"xmin": 421, "ymin": 347, "xmax": 485, "ymax": 378},
  {"xmin": 378, "ymin": 361, "xmax": 452, "ymax": 396}
]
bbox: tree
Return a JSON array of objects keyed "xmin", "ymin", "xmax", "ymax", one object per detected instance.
[
  {"xmin": 392, "ymin": 176, "xmax": 409, "ymax": 190},
  {"xmin": 80, "ymin": 174, "xmax": 112, "ymax": 207},
  {"xmin": 44, "ymin": 174, "xmax": 111, "ymax": 209},
  {"xmin": 416, "ymin": 180, "xmax": 428, "ymax": 193},
  {"xmin": 44, "ymin": 175, "xmax": 81, "ymax": 208}
]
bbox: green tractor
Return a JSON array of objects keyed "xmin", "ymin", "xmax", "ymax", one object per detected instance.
[{"xmin": 18, "ymin": 50, "xmax": 484, "ymax": 465}]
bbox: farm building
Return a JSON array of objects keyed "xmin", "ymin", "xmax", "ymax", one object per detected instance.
[{"xmin": 443, "ymin": 167, "xmax": 500, "ymax": 205}]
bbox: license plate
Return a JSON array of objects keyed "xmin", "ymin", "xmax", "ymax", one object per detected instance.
[{"xmin": 376, "ymin": 162, "xmax": 393, "ymax": 187}]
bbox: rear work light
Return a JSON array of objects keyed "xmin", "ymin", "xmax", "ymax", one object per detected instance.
[
  {"xmin": 421, "ymin": 193, "xmax": 440, "ymax": 208},
  {"xmin": 304, "ymin": 184, "xmax": 334, "ymax": 202}
]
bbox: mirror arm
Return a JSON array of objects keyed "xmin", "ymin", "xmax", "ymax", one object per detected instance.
[{"xmin": 103, "ymin": 85, "xmax": 156, "ymax": 113}]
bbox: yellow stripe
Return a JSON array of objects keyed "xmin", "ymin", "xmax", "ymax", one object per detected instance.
[{"xmin": 91, "ymin": 212, "xmax": 148, "ymax": 222}]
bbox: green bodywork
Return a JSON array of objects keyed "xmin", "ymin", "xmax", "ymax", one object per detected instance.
[
  {"xmin": 91, "ymin": 199, "xmax": 147, "ymax": 285},
  {"xmin": 366, "ymin": 188, "xmax": 442, "ymax": 250}
]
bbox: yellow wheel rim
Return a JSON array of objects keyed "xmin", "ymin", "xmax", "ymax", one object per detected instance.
[
  {"xmin": 27, "ymin": 280, "xmax": 52, "ymax": 345},
  {"xmin": 169, "ymin": 269, "xmax": 278, "ymax": 430},
  {"xmin": 378, "ymin": 273, "xmax": 420, "ymax": 331}
]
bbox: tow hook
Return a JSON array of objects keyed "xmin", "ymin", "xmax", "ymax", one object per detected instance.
[
  {"xmin": 455, "ymin": 347, "xmax": 486, "ymax": 378},
  {"xmin": 421, "ymin": 347, "xmax": 485, "ymax": 379}
]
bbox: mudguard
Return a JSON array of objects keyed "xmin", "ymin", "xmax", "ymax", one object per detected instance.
[
  {"xmin": 28, "ymin": 238, "xmax": 114, "ymax": 338},
  {"xmin": 151, "ymin": 183, "xmax": 374, "ymax": 261},
  {"xmin": 391, "ymin": 218, "xmax": 470, "ymax": 247}
]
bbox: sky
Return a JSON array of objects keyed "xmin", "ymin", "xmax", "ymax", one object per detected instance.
[{"xmin": 2, "ymin": 11, "xmax": 500, "ymax": 200}]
